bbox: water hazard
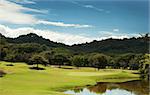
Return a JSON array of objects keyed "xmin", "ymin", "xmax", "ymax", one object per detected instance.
[{"xmin": 64, "ymin": 80, "xmax": 149, "ymax": 95}]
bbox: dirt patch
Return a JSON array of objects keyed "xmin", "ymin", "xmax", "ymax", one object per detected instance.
[{"xmin": 0, "ymin": 69, "xmax": 6, "ymax": 77}]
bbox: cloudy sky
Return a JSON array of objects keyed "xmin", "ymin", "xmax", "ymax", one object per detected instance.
[{"xmin": 0, "ymin": 0, "xmax": 149, "ymax": 45}]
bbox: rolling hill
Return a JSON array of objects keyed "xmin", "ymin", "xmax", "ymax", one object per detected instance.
[{"xmin": 0, "ymin": 33, "xmax": 149, "ymax": 54}]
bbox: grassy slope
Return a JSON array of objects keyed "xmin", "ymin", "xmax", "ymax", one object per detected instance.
[{"xmin": 0, "ymin": 61, "xmax": 139, "ymax": 95}]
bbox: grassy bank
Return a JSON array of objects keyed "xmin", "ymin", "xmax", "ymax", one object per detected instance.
[{"xmin": 0, "ymin": 61, "xmax": 139, "ymax": 95}]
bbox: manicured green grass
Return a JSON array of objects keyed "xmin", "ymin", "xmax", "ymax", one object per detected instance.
[{"xmin": 0, "ymin": 61, "xmax": 139, "ymax": 95}]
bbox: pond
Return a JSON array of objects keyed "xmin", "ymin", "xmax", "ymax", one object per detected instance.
[{"xmin": 64, "ymin": 80, "xmax": 149, "ymax": 95}]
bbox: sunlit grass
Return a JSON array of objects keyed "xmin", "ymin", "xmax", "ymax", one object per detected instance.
[{"xmin": 0, "ymin": 61, "xmax": 139, "ymax": 95}]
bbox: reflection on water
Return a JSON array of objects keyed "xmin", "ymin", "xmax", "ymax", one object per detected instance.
[{"xmin": 64, "ymin": 80, "xmax": 149, "ymax": 95}]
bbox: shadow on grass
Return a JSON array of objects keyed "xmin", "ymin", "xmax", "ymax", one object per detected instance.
[
  {"xmin": 29, "ymin": 67, "xmax": 45, "ymax": 70},
  {"xmin": 6, "ymin": 64, "xmax": 14, "ymax": 66}
]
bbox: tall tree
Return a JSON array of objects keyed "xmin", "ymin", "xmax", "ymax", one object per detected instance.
[
  {"xmin": 40, "ymin": 51, "xmax": 55, "ymax": 65},
  {"xmin": 71, "ymin": 55, "xmax": 86, "ymax": 69},
  {"xmin": 139, "ymin": 54, "xmax": 150, "ymax": 80},
  {"xmin": 88, "ymin": 54, "xmax": 108, "ymax": 70},
  {"xmin": 29, "ymin": 55, "xmax": 47, "ymax": 69},
  {"xmin": 116, "ymin": 53, "xmax": 135, "ymax": 69},
  {"xmin": 53, "ymin": 54, "xmax": 67, "ymax": 68}
]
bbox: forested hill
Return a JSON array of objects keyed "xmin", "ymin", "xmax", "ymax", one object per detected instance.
[
  {"xmin": 0, "ymin": 33, "xmax": 149, "ymax": 54},
  {"xmin": 1, "ymin": 33, "xmax": 68, "ymax": 48},
  {"xmin": 71, "ymin": 37, "xmax": 149, "ymax": 54}
]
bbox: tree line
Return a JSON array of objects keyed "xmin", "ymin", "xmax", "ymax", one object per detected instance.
[{"xmin": 0, "ymin": 33, "xmax": 149, "ymax": 80}]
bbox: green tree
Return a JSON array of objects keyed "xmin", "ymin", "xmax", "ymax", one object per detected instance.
[
  {"xmin": 29, "ymin": 55, "xmax": 47, "ymax": 69},
  {"xmin": 0, "ymin": 46, "xmax": 7, "ymax": 60},
  {"xmin": 116, "ymin": 53, "xmax": 135, "ymax": 69},
  {"xmin": 40, "ymin": 51, "xmax": 55, "ymax": 65},
  {"xmin": 139, "ymin": 54, "xmax": 150, "ymax": 80},
  {"xmin": 88, "ymin": 54, "xmax": 108, "ymax": 70},
  {"xmin": 53, "ymin": 54, "xmax": 67, "ymax": 68},
  {"xmin": 128, "ymin": 55, "xmax": 140, "ymax": 70},
  {"xmin": 71, "ymin": 55, "xmax": 86, "ymax": 68}
]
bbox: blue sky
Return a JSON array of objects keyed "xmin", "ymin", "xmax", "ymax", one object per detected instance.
[{"xmin": 0, "ymin": 0, "xmax": 149, "ymax": 45}]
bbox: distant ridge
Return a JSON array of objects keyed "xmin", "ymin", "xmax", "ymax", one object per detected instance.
[
  {"xmin": 0, "ymin": 33, "xmax": 149, "ymax": 54},
  {"xmin": 4, "ymin": 33, "xmax": 68, "ymax": 48}
]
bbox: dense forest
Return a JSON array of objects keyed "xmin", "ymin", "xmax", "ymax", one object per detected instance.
[
  {"xmin": 0, "ymin": 33, "xmax": 149, "ymax": 80},
  {"xmin": 1, "ymin": 33, "xmax": 149, "ymax": 54}
]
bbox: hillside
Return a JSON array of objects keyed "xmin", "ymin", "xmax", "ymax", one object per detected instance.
[
  {"xmin": 0, "ymin": 33, "xmax": 149, "ymax": 54},
  {"xmin": 3, "ymin": 33, "xmax": 68, "ymax": 48},
  {"xmin": 71, "ymin": 37, "xmax": 149, "ymax": 54}
]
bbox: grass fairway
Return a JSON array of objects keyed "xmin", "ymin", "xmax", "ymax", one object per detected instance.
[{"xmin": 0, "ymin": 61, "xmax": 139, "ymax": 95}]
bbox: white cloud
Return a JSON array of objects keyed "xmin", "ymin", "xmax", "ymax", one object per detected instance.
[
  {"xmin": 84, "ymin": 4, "xmax": 110, "ymax": 13},
  {"xmin": 37, "ymin": 20, "xmax": 92, "ymax": 28},
  {"xmin": 0, "ymin": 24, "xmax": 140, "ymax": 45},
  {"xmin": 84, "ymin": 5, "xmax": 94, "ymax": 8},
  {"xmin": 71, "ymin": 1, "xmax": 110, "ymax": 13},
  {"xmin": 0, "ymin": 0, "xmax": 43, "ymax": 13},
  {"xmin": 0, "ymin": 24, "xmax": 96, "ymax": 45},
  {"xmin": 113, "ymin": 28, "xmax": 119, "ymax": 32},
  {"xmin": 0, "ymin": 0, "xmax": 92, "ymax": 28},
  {"xmin": 11, "ymin": 0, "xmax": 36, "ymax": 4},
  {"xmin": 84, "ymin": 5, "xmax": 104, "ymax": 12},
  {"xmin": 0, "ymin": 25, "xmax": 139, "ymax": 45},
  {"xmin": 23, "ymin": 8, "xmax": 48, "ymax": 14},
  {"xmin": 98, "ymin": 31, "xmax": 139, "ymax": 39},
  {"xmin": 0, "ymin": 0, "xmax": 48, "ymax": 24}
]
